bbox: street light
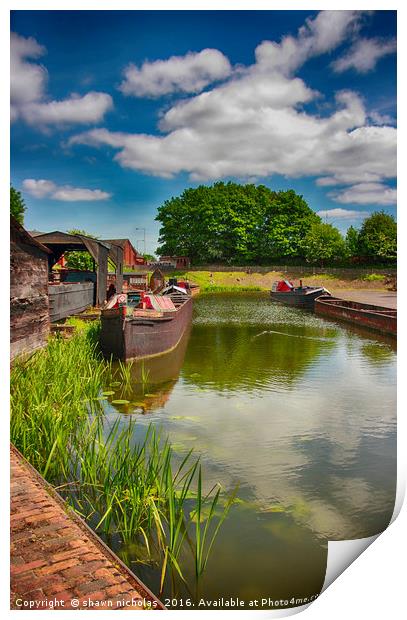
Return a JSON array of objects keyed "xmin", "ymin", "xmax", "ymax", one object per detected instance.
[{"xmin": 135, "ymin": 227, "xmax": 146, "ymax": 255}]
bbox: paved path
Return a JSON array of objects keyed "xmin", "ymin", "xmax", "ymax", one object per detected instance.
[
  {"xmin": 10, "ymin": 446, "xmax": 164, "ymax": 611},
  {"xmin": 331, "ymin": 290, "xmax": 397, "ymax": 309}
]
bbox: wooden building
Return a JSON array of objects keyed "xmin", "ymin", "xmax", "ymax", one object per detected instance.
[
  {"xmin": 102, "ymin": 239, "xmax": 145, "ymax": 269},
  {"xmin": 34, "ymin": 231, "xmax": 123, "ymax": 308},
  {"xmin": 158, "ymin": 256, "xmax": 190, "ymax": 269},
  {"xmin": 11, "ymin": 217, "xmax": 51, "ymax": 361}
]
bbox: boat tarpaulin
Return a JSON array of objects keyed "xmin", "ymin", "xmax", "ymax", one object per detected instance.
[{"xmin": 145, "ymin": 294, "xmax": 176, "ymax": 311}]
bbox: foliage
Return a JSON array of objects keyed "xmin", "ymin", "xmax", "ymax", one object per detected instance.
[
  {"xmin": 156, "ymin": 182, "xmax": 320, "ymax": 264},
  {"xmin": 10, "ymin": 323, "xmax": 232, "ymax": 594},
  {"xmin": 361, "ymin": 273, "xmax": 386, "ymax": 282},
  {"xmin": 345, "ymin": 225, "xmax": 360, "ymax": 258},
  {"xmin": 10, "ymin": 186, "xmax": 26, "ymax": 224},
  {"xmin": 143, "ymin": 253, "xmax": 156, "ymax": 262},
  {"xmin": 303, "ymin": 222, "xmax": 346, "ymax": 266},
  {"xmin": 65, "ymin": 228, "xmax": 97, "ymax": 271},
  {"xmin": 357, "ymin": 211, "xmax": 397, "ymax": 262}
]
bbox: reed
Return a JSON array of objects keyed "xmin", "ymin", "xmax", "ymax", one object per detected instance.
[{"xmin": 10, "ymin": 322, "xmax": 232, "ymax": 596}]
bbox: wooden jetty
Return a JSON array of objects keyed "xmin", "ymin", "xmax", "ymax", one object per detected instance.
[{"xmin": 10, "ymin": 445, "xmax": 164, "ymax": 610}]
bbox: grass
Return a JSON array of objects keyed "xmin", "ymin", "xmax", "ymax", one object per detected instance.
[
  {"xmin": 10, "ymin": 322, "xmax": 232, "ymax": 595},
  {"xmin": 169, "ymin": 269, "xmax": 393, "ymax": 292}
]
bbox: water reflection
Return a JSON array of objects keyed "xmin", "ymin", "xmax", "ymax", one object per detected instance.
[{"xmin": 102, "ymin": 293, "xmax": 396, "ymax": 607}]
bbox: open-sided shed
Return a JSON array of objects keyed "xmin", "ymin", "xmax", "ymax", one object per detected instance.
[{"xmin": 33, "ymin": 231, "xmax": 123, "ymax": 306}]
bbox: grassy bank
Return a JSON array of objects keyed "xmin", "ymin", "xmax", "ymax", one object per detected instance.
[
  {"xmin": 171, "ymin": 269, "xmax": 392, "ymax": 292},
  {"xmin": 10, "ymin": 323, "xmax": 232, "ymax": 594}
]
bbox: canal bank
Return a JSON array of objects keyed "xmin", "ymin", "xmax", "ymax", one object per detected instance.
[{"xmin": 10, "ymin": 445, "xmax": 164, "ymax": 610}]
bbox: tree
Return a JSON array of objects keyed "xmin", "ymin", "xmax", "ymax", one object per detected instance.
[
  {"xmin": 65, "ymin": 229, "xmax": 97, "ymax": 271},
  {"xmin": 156, "ymin": 182, "xmax": 320, "ymax": 264},
  {"xmin": 303, "ymin": 222, "xmax": 346, "ymax": 266},
  {"xmin": 358, "ymin": 211, "xmax": 396, "ymax": 262},
  {"xmin": 143, "ymin": 253, "xmax": 156, "ymax": 262},
  {"xmin": 10, "ymin": 186, "xmax": 26, "ymax": 224},
  {"xmin": 345, "ymin": 225, "xmax": 360, "ymax": 258}
]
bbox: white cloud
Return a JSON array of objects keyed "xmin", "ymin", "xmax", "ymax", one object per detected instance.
[
  {"xmin": 21, "ymin": 92, "xmax": 113, "ymax": 126},
  {"xmin": 316, "ymin": 208, "xmax": 369, "ymax": 220},
  {"xmin": 11, "ymin": 32, "xmax": 112, "ymax": 127},
  {"xmin": 22, "ymin": 179, "xmax": 56, "ymax": 198},
  {"xmin": 255, "ymin": 11, "xmax": 363, "ymax": 75},
  {"xmin": 69, "ymin": 11, "xmax": 396, "ymax": 207},
  {"xmin": 22, "ymin": 179, "xmax": 111, "ymax": 201},
  {"xmin": 119, "ymin": 49, "xmax": 232, "ymax": 97},
  {"xmin": 328, "ymin": 183, "xmax": 397, "ymax": 205},
  {"xmin": 11, "ymin": 32, "xmax": 47, "ymax": 109},
  {"xmin": 332, "ymin": 37, "xmax": 396, "ymax": 73}
]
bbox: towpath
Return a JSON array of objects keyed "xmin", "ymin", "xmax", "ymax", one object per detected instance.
[
  {"xmin": 10, "ymin": 445, "xmax": 164, "ymax": 611},
  {"xmin": 331, "ymin": 290, "xmax": 397, "ymax": 309}
]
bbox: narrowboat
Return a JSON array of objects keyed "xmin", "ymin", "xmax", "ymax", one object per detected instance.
[
  {"xmin": 315, "ymin": 295, "xmax": 396, "ymax": 337},
  {"xmin": 100, "ymin": 289, "xmax": 193, "ymax": 360},
  {"xmin": 270, "ymin": 280, "xmax": 330, "ymax": 309}
]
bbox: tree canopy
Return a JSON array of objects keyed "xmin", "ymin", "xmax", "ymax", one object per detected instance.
[
  {"xmin": 357, "ymin": 211, "xmax": 397, "ymax": 262},
  {"xmin": 10, "ymin": 186, "xmax": 26, "ymax": 225},
  {"xmin": 156, "ymin": 182, "xmax": 320, "ymax": 264},
  {"xmin": 304, "ymin": 222, "xmax": 346, "ymax": 266}
]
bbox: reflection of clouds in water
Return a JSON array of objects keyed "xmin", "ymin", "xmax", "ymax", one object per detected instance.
[{"xmin": 162, "ymin": 334, "xmax": 396, "ymax": 541}]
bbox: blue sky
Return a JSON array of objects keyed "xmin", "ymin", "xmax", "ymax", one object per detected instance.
[{"xmin": 11, "ymin": 10, "xmax": 396, "ymax": 254}]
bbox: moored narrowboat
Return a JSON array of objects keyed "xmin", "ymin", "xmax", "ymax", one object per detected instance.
[
  {"xmin": 315, "ymin": 295, "xmax": 396, "ymax": 337},
  {"xmin": 270, "ymin": 280, "xmax": 330, "ymax": 309},
  {"xmin": 100, "ymin": 290, "xmax": 193, "ymax": 360}
]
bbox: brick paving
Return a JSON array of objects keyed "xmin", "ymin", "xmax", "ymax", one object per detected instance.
[{"xmin": 10, "ymin": 445, "xmax": 164, "ymax": 611}]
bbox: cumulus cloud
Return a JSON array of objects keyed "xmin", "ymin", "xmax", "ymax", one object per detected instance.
[
  {"xmin": 22, "ymin": 178, "xmax": 111, "ymax": 201},
  {"xmin": 69, "ymin": 11, "xmax": 396, "ymax": 207},
  {"xmin": 328, "ymin": 183, "xmax": 397, "ymax": 205},
  {"xmin": 255, "ymin": 11, "xmax": 363, "ymax": 75},
  {"xmin": 11, "ymin": 32, "xmax": 112, "ymax": 127},
  {"xmin": 316, "ymin": 208, "xmax": 369, "ymax": 219},
  {"xmin": 119, "ymin": 49, "xmax": 232, "ymax": 97},
  {"xmin": 332, "ymin": 37, "xmax": 396, "ymax": 73},
  {"xmin": 21, "ymin": 92, "xmax": 113, "ymax": 126}
]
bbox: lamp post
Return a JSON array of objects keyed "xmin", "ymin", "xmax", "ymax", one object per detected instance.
[{"xmin": 135, "ymin": 227, "xmax": 146, "ymax": 255}]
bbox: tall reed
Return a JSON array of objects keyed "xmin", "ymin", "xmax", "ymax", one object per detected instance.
[{"xmin": 10, "ymin": 322, "xmax": 232, "ymax": 596}]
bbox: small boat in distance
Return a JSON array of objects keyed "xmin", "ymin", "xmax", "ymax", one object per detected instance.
[
  {"xmin": 270, "ymin": 280, "xmax": 330, "ymax": 309},
  {"xmin": 100, "ymin": 289, "xmax": 193, "ymax": 360}
]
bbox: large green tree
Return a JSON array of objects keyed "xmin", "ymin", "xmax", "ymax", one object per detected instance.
[
  {"xmin": 358, "ymin": 211, "xmax": 397, "ymax": 262},
  {"xmin": 304, "ymin": 222, "xmax": 346, "ymax": 266},
  {"xmin": 156, "ymin": 182, "xmax": 320, "ymax": 264},
  {"xmin": 10, "ymin": 186, "xmax": 26, "ymax": 224}
]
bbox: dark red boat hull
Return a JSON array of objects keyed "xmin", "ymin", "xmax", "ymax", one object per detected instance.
[
  {"xmin": 100, "ymin": 296, "xmax": 193, "ymax": 360},
  {"xmin": 315, "ymin": 295, "xmax": 396, "ymax": 337}
]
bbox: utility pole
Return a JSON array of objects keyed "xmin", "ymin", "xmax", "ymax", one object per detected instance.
[{"xmin": 135, "ymin": 227, "xmax": 146, "ymax": 255}]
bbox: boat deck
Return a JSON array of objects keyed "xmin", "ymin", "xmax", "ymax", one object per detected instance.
[{"xmin": 10, "ymin": 445, "xmax": 163, "ymax": 610}]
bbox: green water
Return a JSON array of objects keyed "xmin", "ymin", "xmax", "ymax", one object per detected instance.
[{"xmin": 102, "ymin": 293, "xmax": 397, "ymax": 608}]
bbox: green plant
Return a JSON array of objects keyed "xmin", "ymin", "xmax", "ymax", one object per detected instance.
[{"xmin": 10, "ymin": 323, "xmax": 232, "ymax": 595}]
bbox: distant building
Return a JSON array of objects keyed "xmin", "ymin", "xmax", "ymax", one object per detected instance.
[
  {"xmin": 103, "ymin": 239, "xmax": 145, "ymax": 269},
  {"xmin": 159, "ymin": 256, "xmax": 190, "ymax": 269}
]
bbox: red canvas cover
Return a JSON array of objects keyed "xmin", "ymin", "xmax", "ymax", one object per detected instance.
[
  {"xmin": 145, "ymin": 294, "xmax": 176, "ymax": 311},
  {"xmin": 276, "ymin": 280, "xmax": 293, "ymax": 292}
]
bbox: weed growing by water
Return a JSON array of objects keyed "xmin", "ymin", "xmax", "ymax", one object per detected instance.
[{"xmin": 10, "ymin": 322, "xmax": 232, "ymax": 595}]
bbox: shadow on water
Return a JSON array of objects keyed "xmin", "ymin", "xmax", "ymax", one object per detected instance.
[{"xmin": 100, "ymin": 293, "xmax": 396, "ymax": 608}]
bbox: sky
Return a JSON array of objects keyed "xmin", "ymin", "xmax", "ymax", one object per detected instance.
[{"xmin": 10, "ymin": 10, "xmax": 397, "ymax": 255}]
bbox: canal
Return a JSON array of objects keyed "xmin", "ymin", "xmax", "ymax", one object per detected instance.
[{"xmin": 101, "ymin": 292, "xmax": 397, "ymax": 608}]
